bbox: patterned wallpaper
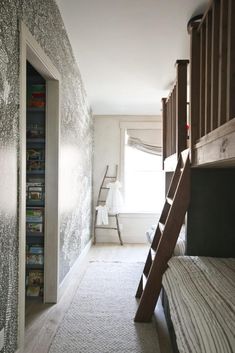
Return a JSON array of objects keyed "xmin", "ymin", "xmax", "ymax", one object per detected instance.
[{"xmin": 0, "ymin": 1, "xmax": 93, "ymax": 352}]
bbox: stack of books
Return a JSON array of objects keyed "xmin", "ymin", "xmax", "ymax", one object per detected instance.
[
  {"xmin": 27, "ymin": 84, "xmax": 45, "ymax": 109},
  {"xmin": 26, "ymin": 244, "xmax": 44, "ymax": 265},
  {"xmin": 26, "ymin": 270, "xmax": 44, "ymax": 297}
]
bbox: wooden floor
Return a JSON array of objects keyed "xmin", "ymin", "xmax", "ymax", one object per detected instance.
[{"xmin": 23, "ymin": 244, "xmax": 173, "ymax": 353}]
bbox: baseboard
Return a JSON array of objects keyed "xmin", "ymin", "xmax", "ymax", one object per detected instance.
[
  {"xmin": 96, "ymin": 235, "xmax": 147, "ymax": 244},
  {"xmin": 58, "ymin": 238, "xmax": 92, "ymax": 301}
]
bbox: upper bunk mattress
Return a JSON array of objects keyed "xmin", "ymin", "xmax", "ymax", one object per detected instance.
[{"xmin": 162, "ymin": 256, "xmax": 235, "ymax": 353}]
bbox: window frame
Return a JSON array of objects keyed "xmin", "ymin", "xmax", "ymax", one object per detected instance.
[{"xmin": 119, "ymin": 120, "xmax": 162, "ymax": 212}]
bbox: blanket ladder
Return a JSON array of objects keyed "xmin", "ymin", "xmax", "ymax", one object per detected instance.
[
  {"xmin": 94, "ymin": 165, "xmax": 123, "ymax": 245},
  {"xmin": 134, "ymin": 150, "xmax": 190, "ymax": 322}
]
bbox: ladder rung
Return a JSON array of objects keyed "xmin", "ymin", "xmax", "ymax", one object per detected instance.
[
  {"xmin": 150, "ymin": 248, "xmax": 156, "ymax": 261},
  {"xmin": 166, "ymin": 197, "xmax": 173, "ymax": 205},
  {"xmin": 101, "ymin": 187, "xmax": 109, "ymax": 189},
  {"xmin": 95, "ymin": 226, "xmax": 118, "ymax": 230},
  {"xmin": 97, "ymin": 200, "xmax": 106, "ymax": 202},
  {"xmin": 105, "ymin": 176, "xmax": 116, "ymax": 179},
  {"xmin": 142, "ymin": 274, "xmax": 147, "ymax": 290},
  {"xmin": 158, "ymin": 222, "xmax": 165, "ymax": 233},
  {"xmin": 95, "ymin": 213, "xmax": 116, "ymax": 217}
]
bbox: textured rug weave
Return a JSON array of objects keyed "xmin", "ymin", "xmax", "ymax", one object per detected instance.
[{"xmin": 49, "ymin": 261, "xmax": 161, "ymax": 353}]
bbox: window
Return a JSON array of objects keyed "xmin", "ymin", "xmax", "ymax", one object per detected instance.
[{"xmin": 120, "ymin": 122, "xmax": 164, "ymax": 213}]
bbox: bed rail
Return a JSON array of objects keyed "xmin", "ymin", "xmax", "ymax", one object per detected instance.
[
  {"xmin": 188, "ymin": 0, "xmax": 235, "ymax": 165},
  {"xmin": 162, "ymin": 60, "xmax": 189, "ymax": 169}
]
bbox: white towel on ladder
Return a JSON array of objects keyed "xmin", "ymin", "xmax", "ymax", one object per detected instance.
[
  {"xmin": 106, "ymin": 181, "xmax": 123, "ymax": 214},
  {"xmin": 96, "ymin": 205, "xmax": 109, "ymax": 225}
]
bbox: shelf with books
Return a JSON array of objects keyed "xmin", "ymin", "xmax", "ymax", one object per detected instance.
[
  {"xmin": 26, "ymin": 268, "xmax": 44, "ymax": 298},
  {"xmin": 27, "ymin": 147, "xmax": 45, "ymax": 158},
  {"xmin": 26, "ymin": 208, "xmax": 44, "ymax": 222},
  {"xmin": 26, "ymin": 201, "xmax": 44, "ymax": 207},
  {"xmin": 27, "ymin": 81, "xmax": 45, "ymax": 109},
  {"xmin": 26, "ymin": 235, "xmax": 44, "ymax": 246},
  {"xmin": 26, "ymin": 269, "xmax": 44, "ymax": 284},
  {"xmin": 27, "ymin": 159, "xmax": 45, "ymax": 162},
  {"xmin": 27, "ymin": 138, "xmax": 45, "ymax": 144},
  {"xmin": 26, "ymin": 264, "xmax": 44, "ymax": 270},
  {"xmin": 26, "ymin": 288, "xmax": 43, "ymax": 297},
  {"xmin": 26, "ymin": 62, "xmax": 46, "ymax": 300},
  {"xmin": 27, "ymin": 170, "xmax": 45, "ymax": 175},
  {"xmin": 26, "ymin": 232, "xmax": 44, "ymax": 237},
  {"xmin": 26, "ymin": 221, "xmax": 43, "ymax": 233},
  {"xmin": 26, "ymin": 243, "xmax": 44, "ymax": 256},
  {"xmin": 26, "ymin": 244, "xmax": 44, "ymax": 268},
  {"xmin": 27, "ymin": 107, "xmax": 45, "ymax": 113},
  {"xmin": 26, "ymin": 181, "xmax": 45, "ymax": 207}
]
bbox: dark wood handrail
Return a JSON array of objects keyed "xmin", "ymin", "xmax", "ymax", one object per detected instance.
[{"xmin": 162, "ymin": 60, "xmax": 189, "ymax": 165}]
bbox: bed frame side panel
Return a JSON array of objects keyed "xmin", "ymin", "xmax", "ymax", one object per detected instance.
[{"xmin": 186, "ymin": 168, "xmax": 235, "ymax": 257}]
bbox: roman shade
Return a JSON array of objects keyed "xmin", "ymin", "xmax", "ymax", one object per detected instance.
[{"xmin": 126, "ymin": 129, "xmax": 162, "ymax": 155}]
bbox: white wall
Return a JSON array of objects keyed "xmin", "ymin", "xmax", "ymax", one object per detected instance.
[{"xmin": 93, "ymin": 115, "xmax": 162, "ymax": 243}]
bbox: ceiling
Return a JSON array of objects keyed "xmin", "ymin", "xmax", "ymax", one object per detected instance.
[{"xmin": 56, "ymin": 0, "xmax": 208, "ymax": 116}]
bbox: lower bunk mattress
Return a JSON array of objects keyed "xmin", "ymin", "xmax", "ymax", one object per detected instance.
[
  {"xmin": 146, "ymin": 224, "xmax": 185, "ymax": 255},
  {"xmin": 162, "ymin": 256, "xmax": 235, "ymax": 353}
]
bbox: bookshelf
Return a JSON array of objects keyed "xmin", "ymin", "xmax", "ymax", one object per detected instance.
[{"xmin": 26, "ymin": 62, "xmax": 46, "ymax": 299}]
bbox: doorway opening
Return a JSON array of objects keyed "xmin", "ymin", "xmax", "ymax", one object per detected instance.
[
  {"xmin": 19, "ymin": 22, "xmax": 61, "ymax": 350},
  {"xmin": 25, "ymin": 63, "xmax": 46, "ymax": 301}
]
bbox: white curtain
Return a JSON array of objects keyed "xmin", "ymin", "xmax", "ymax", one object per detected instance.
[{"xmin": 127, "ymin": 129, "xmax": 162, "ymax": 156}]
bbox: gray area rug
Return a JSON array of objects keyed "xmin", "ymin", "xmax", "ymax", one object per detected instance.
[{"xmin": 49, "ymin": 261, "xmax": 161, "ymax": 353}]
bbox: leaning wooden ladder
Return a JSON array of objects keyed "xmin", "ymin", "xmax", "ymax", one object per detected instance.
[
  {"xmin": 134, "ymin": 151, "xmax": 190, "ymax": 322},
  {"xmin": 94, "ymin": 165, "xmax": 123, "ymax": 245}
]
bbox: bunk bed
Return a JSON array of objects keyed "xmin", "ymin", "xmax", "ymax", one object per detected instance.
[{"xmin": 160, "ymin": 1, "xmax": 235, "ymax": 352}]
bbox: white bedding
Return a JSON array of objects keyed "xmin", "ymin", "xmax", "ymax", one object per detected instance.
[{"xmin": 146, "ymin": 224, "xmax": 185, "ymax": 255}]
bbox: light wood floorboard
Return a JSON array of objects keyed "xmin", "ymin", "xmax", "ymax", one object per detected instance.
[{"xmin": 23, "ymin": 244, "xmax": 173, "ymax": 353}]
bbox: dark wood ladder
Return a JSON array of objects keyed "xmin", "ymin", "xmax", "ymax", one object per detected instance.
[{"xmin": 134, "ymin": 150, "xmax": 191, "ymax": 322}]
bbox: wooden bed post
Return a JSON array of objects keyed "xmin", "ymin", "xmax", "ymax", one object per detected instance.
[
  {"xmin": 188, "ymin": 22, "xmax": 201, "ymax": 165},
  {"xmin": 205, "ymin": 10, "xmax": 212, "ymax": 135},
  {"xmin": 211, "ymin": 0, "xmax": 220, "ymax": 132},
  {"xmin": 227, "ymin": 0, "xmax": 235, "ymax": 121},
  {"xmin": 175, "ymin": 60, "xmax": 189, "ymax": 157},
  {"xmin": 162, "ymin": 98, "xmax": 167, "ymax": 170},
  {"xmin": 218, "ymin": 0, "xmax": 229, "ymax": 126}
]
